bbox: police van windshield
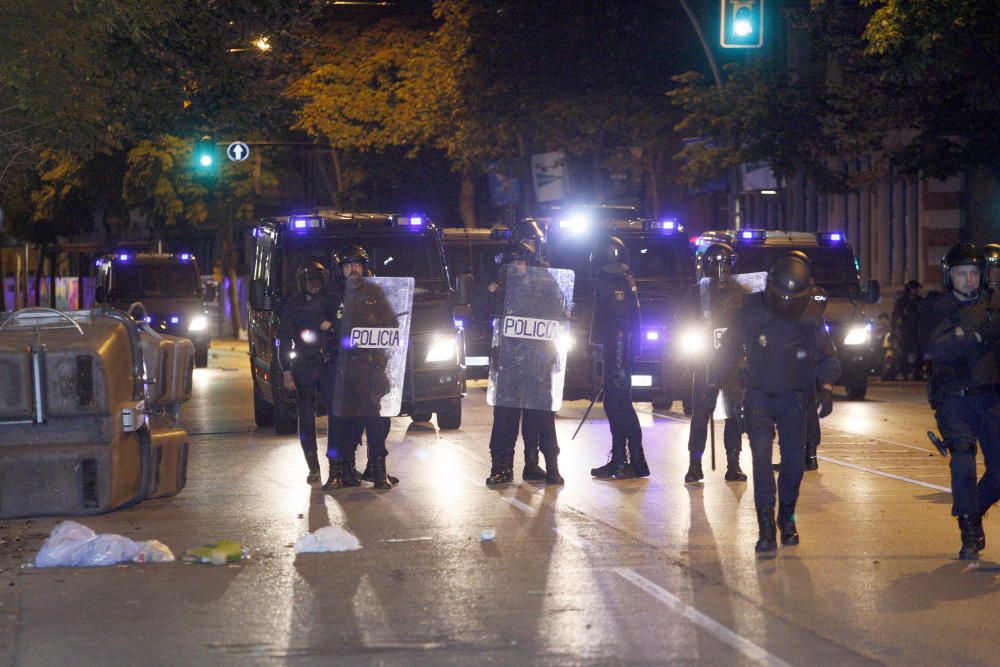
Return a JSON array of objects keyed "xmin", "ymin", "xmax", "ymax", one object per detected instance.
[
  {"xmin": 735, "ymin": 245, "xmax": 861, "ymax": 299},
  {"xmin": 282, "ymin": 235, "xmax": 444, "ymax": 295},
  {"xmin": 548, "ymin": 235, "xmax": 692, "ymax": 283},
  {"xmin": 113, "ymin": 263, "xmax": 201, "ymax": 298},
  {"xmin": 443, "ymin": 241, "xmax": 507, "ymax": 282}
]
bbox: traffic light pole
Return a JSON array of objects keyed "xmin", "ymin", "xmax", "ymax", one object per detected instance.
[{"xmin": 677, "ymin": 0, "xmax": 742, "ymax": 229}]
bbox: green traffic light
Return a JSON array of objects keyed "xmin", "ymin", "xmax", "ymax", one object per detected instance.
[{"xmin": 199, "ymin": 154, "xmax": 213, "ymax": 168}]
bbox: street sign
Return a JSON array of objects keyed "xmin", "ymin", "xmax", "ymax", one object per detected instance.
[
  {"xmin": 227, "ymin": 142, "xmax": 250, "ymax": 162},
  {"xmin": 531, "ymin": 151, "xmax": 567, "ymax": 203}
]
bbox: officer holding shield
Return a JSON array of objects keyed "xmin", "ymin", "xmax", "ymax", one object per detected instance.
[
  {"xmin": 920, "ymin": 243, "xmax": 1000, "ymax": 560},
  {"xmin": 589, "ymin": 236, "xmax": 649, "ymax": 479},
  {"xmin": 708, "ymin": 253, "xmax": 840, "ymax": 555},
  {"xmin": 473, "ymin": 241, "xmax": 573, "ymax": 486}
]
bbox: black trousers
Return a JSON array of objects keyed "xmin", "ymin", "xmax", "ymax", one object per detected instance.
[
  {"xmin": 329, "ymin": 415, "xmax": 388, "ymax": 461},
  {"xmin": 935, "ymin": 394, "xmax": 1000, "ymax": 516},
  {"xmin": 293, "ymin": 361, "xmax": 333, "ymax": 458},
  {"xmin": 603, "ymin": 348, "xmax": 642, "ymax": 453},
  {"xmin": 688, "ymin": 372, "xmax": 741, "ymax": 457},
  {"xmin": 489, "ymin": 406, "xmax": 558, "ymax": 462},
  {"xmin": 744, "ymin": 388, "xmax": 807, "ymax": 509}
]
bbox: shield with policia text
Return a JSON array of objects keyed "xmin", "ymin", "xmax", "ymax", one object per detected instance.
[
  {"xmin": 332, "ymin": 276, "xmax": 414, "ymax": 417},
  {"xmin": 702, "ymin": 272, "xmax": 766, "ymax": 420},
  {"xmin": 487, "ymin": 265, "xmax": 575, "ymax": 412}
]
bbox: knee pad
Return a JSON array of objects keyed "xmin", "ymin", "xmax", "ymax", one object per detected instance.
[{"xmin": 949, "ymin": 437, "xmax": 977, "ymax": 455}]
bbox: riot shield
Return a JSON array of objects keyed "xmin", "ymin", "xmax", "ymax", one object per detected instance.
[
  {"xmin": 707, "ymin": 273, "xmax": 765, "ymax": 420},
  {"xmin": 332, "ymin": 276, "xmax": 414, "ymax": 417},
  {"xmin": 487, "ymin": 265, "xmax": 574, "ymax": 412}
]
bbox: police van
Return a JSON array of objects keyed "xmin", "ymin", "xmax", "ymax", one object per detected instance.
[
  {"xmin": 94, "ymin": 252, "xmax": 215, "ymax": 368},
  {"xmin": 694, "ymin": 229, "xmax": 880, "ymax": 399},
  {"xmin": 543, "ymin": 206, "xmax": 696, "ymax": 409},
  {"xmin": 247, "ymin": 213, "xmax": 466, "ymax": 434},
  {"xmin": 440, "ymin": 227, "xmax": 511, "ymax": 379}
]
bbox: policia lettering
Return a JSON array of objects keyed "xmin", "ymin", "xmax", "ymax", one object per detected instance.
[
  {"xmin": 709, "ymin": 252, "xmax": 840, "ymax": 556},
  {"xmin": 920, "ymin": 243, "xmax": 1000, "ymax": 561},
  {"xmin": 588, "ymin": 236, "xmax": 649, "ymax": 480},
  {"xmin": 502, "ymin": 316, "xmax": 560, "ymax": 341},
  {"xmin": 351, "ymin": 327, "xmax": 402, "ymax": 348}
]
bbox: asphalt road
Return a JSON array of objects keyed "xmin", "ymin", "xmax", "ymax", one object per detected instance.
[{"xmin": 1, "ymin": 341, "xmax": 997, "ymax": 666}]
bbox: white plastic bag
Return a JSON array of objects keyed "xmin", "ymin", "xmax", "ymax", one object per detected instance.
[
  {"xmin": 34, "ymin": 521, "xmax": 170, "ymax": 567},
  {"xmin": 294, "ymin": 526, "xmax": 362, "ymax": 553}
]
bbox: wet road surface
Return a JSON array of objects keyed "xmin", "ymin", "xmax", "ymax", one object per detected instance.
[{"xmin": 2, "ymin": 342, "xmax": 997, "ymax": 666}]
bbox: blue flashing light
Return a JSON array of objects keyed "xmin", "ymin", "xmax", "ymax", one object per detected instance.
[
  {"xmin": 118, "ymin": 253, "xmax": 130, "ymax": 262},
  {"xmin": 95, "ymin": 259, "xmax": 103, "ymax": 267},
  {"xmin": 454, "ymin": 318, "xmax": 464, "ymax": 328},
  {"xmin": 145, "ymin": 316, "xmax": 153, "ymax": 324},
  {"xmin": 646, "ymin": 219, "xmax": 679, "ymax": 232},
  {"xmin": 289, "ymin": 216, "xmax": 321, "ymax": 231},
  {"xmin": 738, "ymin": 229, "xmax": 767, "ymax": 242},
  {"xmin": 409, "ymin": 216, "xmax": 423, "ymax": 227},
  {"xmin": 645, "ymin": 330, "xmax": 660, "ymax": 341},
  {"xmin": 818, "ymin": 231, "xmax": 845, "ymax": 244},
  {"xmin": 179, "ymin": 253, "xmax": 192, "ymax": 261},
  {"xmin": 489, "ymin": 228, "xmax": 511, "ymax": 240},
  {"xmin": 169, "ymin": 316, "xmax": 180, "ymax": 325},
  {"xmin": 559, "ymin": 211, "xmax": 592, "ymax": 234}
]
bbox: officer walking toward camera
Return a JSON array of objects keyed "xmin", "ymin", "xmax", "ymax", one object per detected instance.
[
  {"xmin": 589, "ymin": 236, "xmax": 649, "ymax": 479},
  {"xmin": 708, "ymin": 252, "xmax": 840, "ymax": 555},
  {"xmin": 920, "ymin": 243, "xmax": 1000, "ymax": 560},
  {"xmin": 682, "ymin": 243, "xmax": 747, "ymax": 484},
  {"xmin": 278, "ymin": 261, "xmax": 338, "ymax": 484}
]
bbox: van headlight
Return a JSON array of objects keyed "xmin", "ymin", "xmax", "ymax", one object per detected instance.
[
  {"xmin": 188, "ymin": 315, "xmax": 208, "ymax": 332},
  {"xmin": 425, "ymin": 335, "xmax": 458, "ymax": 363},
  {"xmin": 843, "ymin": 325, "xmax": 870, "ymax": 346},
  {"xmin": 678, "ymin": 327, "xmax": 707, "ymax": 358}
]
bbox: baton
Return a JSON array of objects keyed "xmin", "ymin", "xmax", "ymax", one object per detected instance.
[
  {"xmin": 572, "ymin": 386, "xmax": 604, "ymax": 440},
  {"xmin": 706, "ymin": 361, "xmax": 716, "ymax": 471},
  {"xmin": 927, "ymin": 431, "xmax": 949, "ymax": 457}
]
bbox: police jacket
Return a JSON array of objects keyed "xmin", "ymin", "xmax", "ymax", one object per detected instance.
[
  {"xmin": 277, "ymin": 287, "xmax": 340, "ymax": 372},
  {"xmin": 711, "ymin": 291, "xmax": 840, "ymax": 394},
  {"xmin": 591, "ymin": 269, "xmax": 641, "ymax": 363},
  {"xmin": 920, "ymin": 289, "xmax": 1000, "ymax": 398},
  {"xmin": 892, "ymin": 293, "xmax": 922, "ymax": 350}
]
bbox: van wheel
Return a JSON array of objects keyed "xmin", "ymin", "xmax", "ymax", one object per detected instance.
[
  {"xmin": 845, "ymin": 378, "xmax": 868, "ymax": 400},
  {"xmin": 195, "ymin": 347, "xmax": 209, "ymax": 368},
  {"xmin": 253, "ymin": 380, "xmax": 274, "ymax": 427},
  {"xmin": 411, "ymin": 412, "xmax": 433, "ymax": 423},
  {"xmin": 274, "ymin": 398, "xmax": 298, "ymax": 434},
  {"xmin": 436, "ymin": 399, "xmax": 462, "ymax": 430}
]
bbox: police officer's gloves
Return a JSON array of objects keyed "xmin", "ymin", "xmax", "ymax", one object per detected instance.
[
  {"xmin": 704, "ymin": 384, "xmax": 720, "ymax": 413},
  {"xmin": 817, "ymin": 388, "xmax": 834, "ymax": 418},
  {"xmin": 977, "ymin": 313, "xmax": 1000, "ymax": 342}
]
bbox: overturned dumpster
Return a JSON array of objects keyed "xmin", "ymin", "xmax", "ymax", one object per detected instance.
[{"xmin": 0, "ymin": 307, "xmax": 194, "ymax": 519}]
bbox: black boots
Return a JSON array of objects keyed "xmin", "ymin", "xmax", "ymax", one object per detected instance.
[
  {"xmin": 621, "ymin": 447, "xmax": 650, "ymax": 479},
  {"xmin": 591, "ymin": 442, "xmax": 628, "ymax": 478},
  {"xmin": 367, "ymin": 456, "xmax": 393, "ymax": 490},
  {"xmin": 725, "ymin": 451, "xmax": 747, "ymax": 482},
  {"xmin": 684, "ymin": 456, "xmax": 704, "ymax": 483},
  {"xmin": 362, "ymin": 460, "xmax": 399, "ymax": 485},
  {"xmin": 958, "ymin": 515, "xmax": 981, "ymax": 560},
  {"xmin": 805, "ymin": 444, "xmax": 819, "ymax": 471},
  {"xmin": 755, "ymin": 506, "xmax": 778, "ymax": 555},
  {"xmin": 523, "ymin": 450, "xmax": 547, "ymax": 481},
  {"xmin": 486, "ymin": 455, "xmax": 514, "ymax": 486},
  {"xmin": 544, "ymin": 453, "xmax": 564, "ymax": 485},
  {"xmin": 778, "ymin": 503, "xmax": 800, "ymax": 545},
  {"xmin": 322, "ymin": 458, "xmax": 344, "ymax": 491},
  {"xmin": 305, "ymin": 451, "xmax": 321, "ymax": 484},
  {"xmin": 341, "ymin": 458, "xmax": 362, "ymax": 487}
]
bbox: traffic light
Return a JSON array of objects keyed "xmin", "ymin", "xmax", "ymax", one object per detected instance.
[
  {"xmin": 194, "ymin": 135, "xmax": 218, "ymax": 178},
  {"xmin": 720, "ymin": 0, "xmax": 763, "ymax": 49}
]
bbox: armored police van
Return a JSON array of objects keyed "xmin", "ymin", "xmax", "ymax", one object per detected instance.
[
  {"xmin": 440, "ymin": 227, "xmax": 511, "ymax": 379},
  {"xmin": 248, "ymin": 213, "xmax": 466, "ymax": 434},
  {"xmin": 543, "ymin": 206, "xmax": 696, "ymax": 409},
  {"xmin": 694, "ymin": 229, "xmax": 880, "ymax": 399},
  {"xmin": 94, "ymin": 252, "xmax": 214, "ymax": 368}
]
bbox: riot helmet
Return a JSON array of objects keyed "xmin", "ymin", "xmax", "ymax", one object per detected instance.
[
  {"xmin": 940, "ymin": 243, "xmax": 985, "ymax": 298},
  {"xmin": 765, "ymin": 252, "xmax": 814, "ymax": 317},
  {"xmin": 700, "ymin": 243, "xmax": 736, "ymax": 282},
  {"xmin": 338, "ymin": 244, "xmax": 370, "ymax": 277},
  {"xmin": 499, "ymin": 240, "xmax": 536, "ymax": 266},
  {"xmin": 593, "ymin": 235, "xmax": 629, "ymax": 274},
  {"xmin": 296, "ymin": 260, "xmax": 329, "ymax": 295},
  {"xmin": 513, "ymin": 218, "xmax": 546, "ymax": 261},
  {"xmin": 904, "ymin": 279, "xmax": 923, "ymax": 296},
  {"xmin": 982, "ymin": 243, "xmax": 1000, "ymax": 290}
]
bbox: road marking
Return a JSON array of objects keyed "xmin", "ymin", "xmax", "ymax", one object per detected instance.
[
  {"xmin": 502, "ymin": 496, "xmax": 537, "ymax": 515},
  {"xmin": 614, "ymin": 568, "xmax": 794, "ymax": 667},
  {"xmin": 817, "ymin": 455, "xmax": 951, "ymax": 492}
]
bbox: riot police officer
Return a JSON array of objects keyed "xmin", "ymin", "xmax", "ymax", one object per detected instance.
[
  {"xmin": 983, "ymin": 244, "xmax": 1000, "ymax": 290},
  {"xmin": 920, "ymin": 243, "xmax": 1000, "ymax": 560},
  {"xmin": 683, "ymin": 243, "xmax": 747, "ymax": 484},
  {"xmin": 324, "ymin": 245, "xmax": 399, "ymax": 491},
  {"xmin": 709, "ymin": 253, "xmax": 840, "ymax": 555},
  {"xmin": 589, "ymin": 236, "xmax": 649, "ymax": 479},
  {"xmin": 278, "ymin": 261, "xmax": 338, "ymax": 483},
  {"xmin": 473, "ymin": 241, "xmax": 567, "ymax": 486}
]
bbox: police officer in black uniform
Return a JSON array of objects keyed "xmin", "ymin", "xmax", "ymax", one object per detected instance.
[
  {"xmin": 920, "ymin": 243, "xmax": 1000, "ymax": 560},
  {"xmin": 473, "ymin": 241, "xmax": 565, "ymax": 486},
  {"xmin": 589, "ymin": 236, "xmax": 649, "ymax": 479},
  {"xmin": 278, "ymin": 261, "xmax": 338, "ymax": 484},
  {"xmin": 323, "ymin": 245, "xmax": 398, "ymax": 491},
  {"xmin": 709, "ymin": 253, "xmax": 840, "ymax": 555},
  {"xmin": 683, "ymin": 243, "xmax": 747, "ymax": 484}
]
